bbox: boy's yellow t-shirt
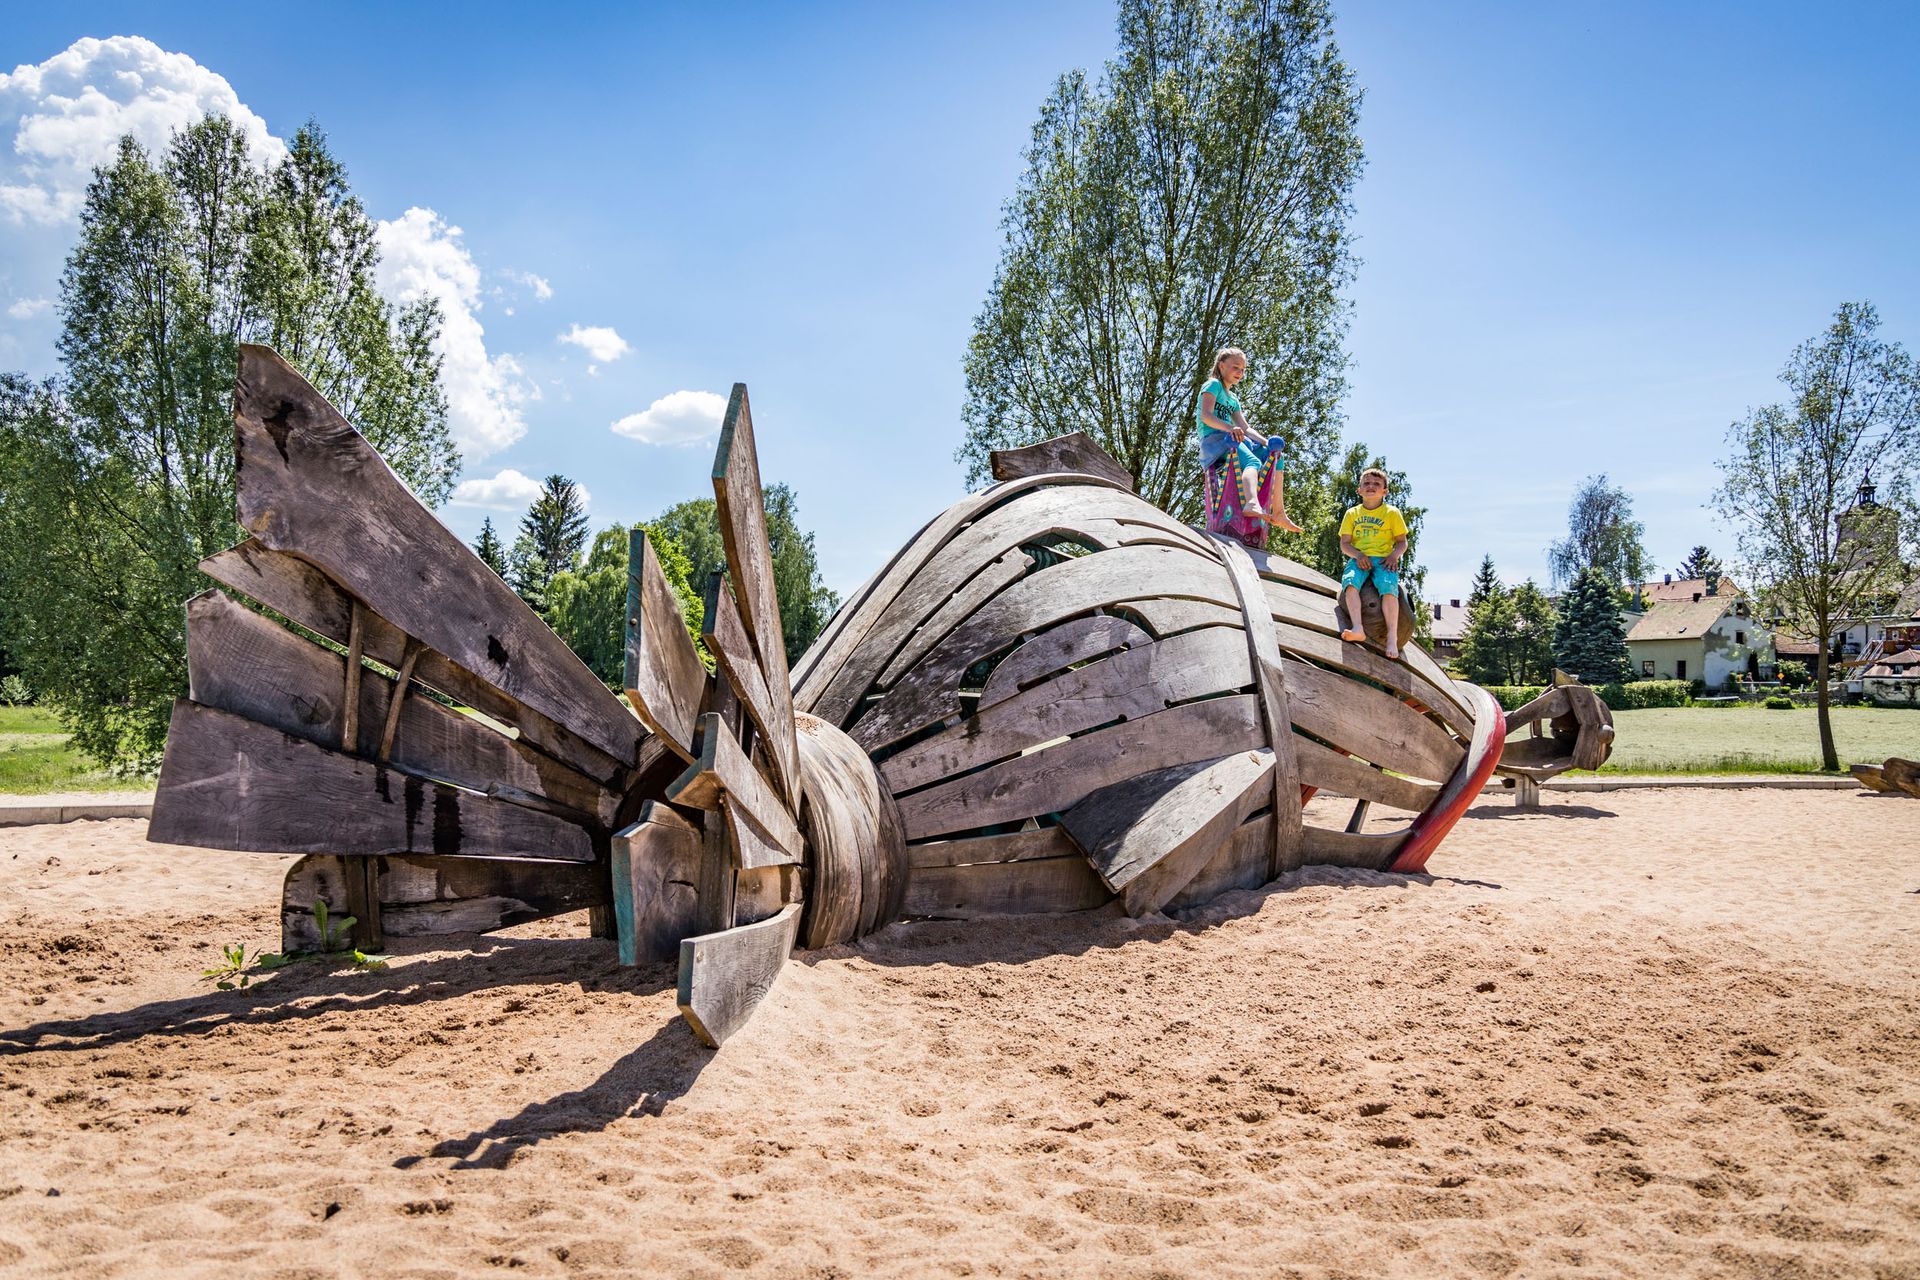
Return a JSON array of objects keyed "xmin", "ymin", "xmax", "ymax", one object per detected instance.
[{"xmin": 1339, "ymin": 502, "xmax": 1408, "ymax": 558}]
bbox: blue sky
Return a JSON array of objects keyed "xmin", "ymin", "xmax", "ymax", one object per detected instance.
[{"xmin": 2, "ymin": 2, "xmax": 1914, "ymax": 607}]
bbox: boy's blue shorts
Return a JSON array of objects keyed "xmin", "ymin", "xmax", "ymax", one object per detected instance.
[{"xmin": 1342, "ymin": 558, "xmax": 1400, "ymax": 597}]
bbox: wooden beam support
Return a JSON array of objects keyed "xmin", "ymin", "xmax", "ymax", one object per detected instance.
[
  {"xmin": 340, "ymin": 601, "xmax": 365, "ymax": 756},
  {"xmin": 701, "ymin": 570, "xmax": 799, "ymax": 805},
  {"xmin": 375, "ymin": 637, "xmax": 423, "ymax": 763},
  {"xmin": 611, "ymin": 802, "xmax": 703, "ymax": 965},
  {"xmin": 988, "ymin": 431, "xmax": 1134, "ymax": 490},
  {"xmin": 677, "ymin": 902, "xmax": 802, "ymax": 1048}
]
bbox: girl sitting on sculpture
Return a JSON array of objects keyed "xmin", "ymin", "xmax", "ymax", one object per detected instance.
[{"xmin": 1197, "ymin": 346, "xmax": 1302, "ymax": 540}]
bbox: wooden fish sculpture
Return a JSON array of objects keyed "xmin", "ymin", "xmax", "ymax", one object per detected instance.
[{"xmin": 149, "ymin": 346, "xmax": 1612, "ymax": 1046}]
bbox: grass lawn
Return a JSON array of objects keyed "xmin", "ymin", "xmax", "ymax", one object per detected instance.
[
  {"xmin": 1600, "ymin": 705, "xmax": 1919, "ymax": 774},
  {"xmin": 0, "ymin": 706, "xmax": 146, "ymax": 794}
]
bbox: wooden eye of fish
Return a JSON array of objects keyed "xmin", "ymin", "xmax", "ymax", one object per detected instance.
[{"xmin": 151, "ymin": 346, "xmax": 1613, "ymax": 1049}]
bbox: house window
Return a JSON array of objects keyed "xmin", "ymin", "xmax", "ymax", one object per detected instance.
[
  {"xmin": 1736, "ymin": 631, "xmax": 1746, "ymax": 645},
  {"xmin": 1642, "ymin": 659, "xmax": 1654, "ymax": 676}
]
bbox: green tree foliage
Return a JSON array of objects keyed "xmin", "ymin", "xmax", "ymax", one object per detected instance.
[
  {"xmin": 648, "ymin": 484, "xmax": 840, "ymax": 664},
  {"xmin": 1510, "ymin": 581, "xmax": 1558, "ymax": 686},
  {"xmin": 959, "ymin": 0, "xmax": 1362, "ymax": 519},
  {"xmin": 1553, "ymin": 567, "xmax": 1632, "ymax": 686},
  {"xmin": 472, "ymin": 518, "xmax": 508, "ymax": 579},
  {"xmin": 515, "ymin": 475, "xmax": 590, "ymax": 600},
  {"xmin": 1467, "ymin": 554, "xmax": 1501, "ymax": 608},
  {"xmin": 1547, "ymin": 474, "xmax": 1649, "ymax": 592},
  {"xmin": 1713, "ymin": 301, "xmax": 1920, "ymax": 770},
  {"xmin": 0, "ymin": 117, "xmax": 454, "ymax": 768},
  {"xmin": 1676, "ymin": 545, "xmax": 1722, "ymax": 581},
  {"xmin": 545, "ymin": 524, "xmax": 700, "ymax": 687},
  {"xmin": 1456, "ymin": 577, "xmax": 1556, "ymax": 687}
]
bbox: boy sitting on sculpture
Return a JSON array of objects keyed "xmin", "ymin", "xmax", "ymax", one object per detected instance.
[{"xmin": 1338, "ymin": 467, "xmax": 1408, "ymax": 660}]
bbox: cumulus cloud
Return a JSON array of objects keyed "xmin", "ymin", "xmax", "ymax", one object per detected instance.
[
  {"xmin": 450, "ymin": 468, "xmax": 543, "ymax": 510},
  {"xmin": 375, "ymin": 207, "xmax": 534, "ymax": 459},
  {"xmin": 509, "ymin": 270, "xmax": 552, "ymax": 301},
  {"xmin": 6, "ymin": 296, "xmax": 52, "ymax": 319},
  {"xmin": 612, "ymin": 390, "xmax": 729, "ymax": 447},
  {"xmin": 0, "ymin": 36, "xmax": 285, "ymax": 224},
  {"xmin": 559, "ymin": 323, "xmax": 630, "ymax": 364}
]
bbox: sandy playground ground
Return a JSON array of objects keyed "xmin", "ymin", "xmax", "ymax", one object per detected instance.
[{"xmin": 1, "ymin": 787, "xmax": 1917, "ymax": 1278}]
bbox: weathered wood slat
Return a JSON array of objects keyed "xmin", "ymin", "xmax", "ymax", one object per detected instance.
[
  {"xmin": 200, "ymin": 539, "xmax": 625, "ymax": 782},
  {"xmin": 710, "ymin": 384, "xmax": 801, "ymax": 799},
  {"xmin": 1063, "ymin": 749, "xmax": 1276, "ymax": 916},
  {"xmin": 281, "ymin": 853, "xmax": 608, "ymax": 954},
  {"xmin": 702, "ymin": 572, "xmax": 799, "ymax": 805},
  {"xmin": 624, "ymin": 530, "xmax": 708, "ymax": 763},
  {"xmin": 1166, "ymin": 811, "xmax": 1274, "ymax": 910},
  {"xmin": 376, "ymin": 638, "xmax": 423, "ymax": 762},
  {"xmin": 183, "ymin": 591, "xmax": 614, "ymax": 824},
  {"xmin": 895, "ymin": 694, "xmax": 1267, "ymax": 840},
  {"xmin": 1299, "ymin": 824, "xmax": 1409, "ymax": 870},
  {"xmin": 667, "ymin": 713, "xmax": 805, "ymax": 861},
  {"xmin": 906, "ymin": 826, "xmax": 1079, "ymax": 869},
  {"xmin": 853, "ymin": 543, "xmax": 1234, "ymax": 750},
  {"xmin": 989, "ymin": 432, "xmax": 1134, "ymax": 490},
  {"xmin": 152, "ymin": 700, "xmax": 595, "ymax": 861},
  {"xmin": 1260, "ymin": 575, "xmax": 1347, "ymax": 637},
  {"xmin": 723, "ymin": 801, "xmax": 802, "ymax": 870},
  {"xmin": 794, "ymin": 711, "xmax": 908, "ymax": 947},
  {"xmin": 1390, "ymin": 682, "xmax": 1507, "ymax": 875},
  {"xmin": 977, "ymin": 614, "xmax": 1152, "ymax": 710},
  {"xmin": 612, "ymin": 802, "xmax": 702, "ymax": 965},
  {"xmin": 901, "ymin": 855, "xmax": 1113, "ymax": 919},
  {"xmin": 1280, "ymin": 655, "xmax": 1464, "ymax": 783},
  {"xmin": 1214, "ymin": 535, "xmax": 1306, "ymax": 877},
  {"xmin": 1267, "ymin": 617, "xmax": 1473, "ymax": 739},
  {"xmin": 1120, "ymin": 597, "xmax": 1247, "ymax": 636},
  {"xmin": 878, "ymin": 547, "xmax": 1032, "ymax": 686},
  {"xmin": 1291, "ymin": 733, "xmax": 1439, "ymax": 812},
  {"xmin": 677, "ymin": 902, "xmax": 802, "ymax": 1048},
  {"xmin": 733, "ymin": 864, "xmax": 802, "ymax": 926},
  {"xmin": 232, "ymin": 344, "xmax": 642, "ymax": 767},
  {"xmin": 1240, "ymin": 543, "xmax": 1343, "ymax": 597},
  {"xmin": 879, "ymin": 626, "xmax": 1252, "ymax": 794}
]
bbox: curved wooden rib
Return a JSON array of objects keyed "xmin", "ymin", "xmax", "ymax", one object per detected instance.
[
  {"xmin": 1390, "ymin": 682, "xmax": 1506, "ymax": 875},
  {"xmin": 977, "ymin": 614, "xmax": 1152, "ymax": 710},
  {"xmin": 795, "ymin": 712, "xmax": 908, "ymax": 948},
  {"xmin": 1210, "ymin": 534, "xmax": 1304, "ymax": 877}
]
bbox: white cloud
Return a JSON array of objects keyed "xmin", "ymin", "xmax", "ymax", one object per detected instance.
[
  {"xmin": 451, "ymin": 468, "xmax": 543, "ymax": 510},
  {"xmin": 559, "ymin": 323, "xmax": 630, "ymax": 364},
  {"xmin": 375, "ymin": 207, "xmax": 534, "ymax": 459},
  {"xmin": 612, "ymin": 390, "xmax": 729, "ymax": 447},
  {"xmin": 509, "ymin": 270, "xmax": 552, "ymax": 301},
  {"xmin": 0, "ymin": 36, "xmax": 285, "ymax": 225},
  {"xmin": 6, "ymin": 296, "xmax": 52, "ymax": 319}
]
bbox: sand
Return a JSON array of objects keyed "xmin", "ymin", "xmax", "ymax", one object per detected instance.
[{"xmin": 1, "ymin": 787, "xmax": 1917, "ymax": 1278}]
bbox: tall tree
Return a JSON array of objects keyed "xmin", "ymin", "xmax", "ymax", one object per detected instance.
[
  {"xmin": 1467, "ymin": 555, "xmax": 1501, "ymax": 608},
  {"xmin": 1548, "ymin": 474, "xmax": 1650, "ymax": 591},
  {"xmin": 1510, "ymin": 580, "xmax": 1559, "ymax": 685},
  {"xmin": 1456, "ymin": 586, "xmax": 1520, "ymax": 685},
  {"xmin": 473, "ymin": 518, "xmax": 508, "ymax": 579},
  {"xmin": 1713, "ymin": 301, "xmax": 1920, "ymax": 771},
  {"xmin": 959, "ymin": 0, "xmax": 1362, "ymax": 519},
  {"xmin": 515, "ymin": 474, "xmax": 590, "ymax": 606},
  {"xmin": 0, "ymin": 117, "xmax": 453, "ymax": 767},
  {"xmin": 1553, "ymin": 567, "xmax": 1632, "ymax": 686},
  {"xmin": 1676, "ymin": 545, "xmax": 1722, "ymax": 581}
]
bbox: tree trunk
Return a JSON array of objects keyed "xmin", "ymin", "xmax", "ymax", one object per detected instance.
[{"xmin": 1814, "ymin": 645, "xmax": 1839, "ymax": 772}]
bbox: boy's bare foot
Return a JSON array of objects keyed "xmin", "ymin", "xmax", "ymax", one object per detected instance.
[
  {"xmin": 1340, "ymin": 629, "xmax": 1366, "ymax": 643},
  {"xmin": 1384, "ymin": 644, "xmax": 1401, "ymax": 660}
]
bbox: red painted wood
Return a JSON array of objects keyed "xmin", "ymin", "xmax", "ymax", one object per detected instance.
[{"xmin": 1389, "ymin": 687, "xmax": 1505, "ymax": 874}]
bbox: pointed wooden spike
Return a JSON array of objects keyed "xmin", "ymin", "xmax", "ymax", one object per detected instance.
[
  {"xmin": 231, "ymin": 344, "xmax": 641, "ymax": 767},
  {"xmin": 677, "ymin": 902, "xmax": 802, "ymax": 1048},
  {"xmin": 624, "ymin": 529, "xmax": 708, "ymax": 762},
  {"xmin": 701, "ymin": 569, "xmax": 800, "ymax": 805},
  {"xmin": 988, "ymin": 431, "xmax": 1134, "ymax": 491},
  {"xmin": 1062, "ymin": 749, "xmax": 1276, "ymax": 916},
  {"xmin": 666, "ymin": 712, "xmax": 804, "ymax": 862}
]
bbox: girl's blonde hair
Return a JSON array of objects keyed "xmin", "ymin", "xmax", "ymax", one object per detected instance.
[{"xmin": 1211, "ymin": 346, "xmax": 1247, "ymax": 380}]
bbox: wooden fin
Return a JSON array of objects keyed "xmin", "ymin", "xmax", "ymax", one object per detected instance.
[
  {"xmin": 978, "ymin": 614, "xmax": 1152, "ymax": 710},
  {"xmin": 677, "ymin": 902, "xmax": 802, "ymax": 1048},
  {"xmin": 231, "ymin": 345, "xmax": 641, "ymax": 766},
  {"xmin": 151, "ymin": 699, "xmax": 595, "ymax": 862},
  {"xmin": 281, "ymin": 853, "xmax": 608, "ymax": 954},
  {"xmin": 611, "ymin": 802, "xmax": 703, "ymax": 965},
  {"xmin": 1062, "ymin": 749, "xmax": 1276, "ymax": 916},
  {"xmin": 624, "ymin": 529, "xmax": 708, "ymax": 762},
  {"xmin": 667, "ymin": 712, "xmax": 804, "ymax": 863},
  {"xmin": 989, "ymin": 431, "xmax": 1133, "ymax": 490},
  {"xmin": 702, "ymin": 570, "xmax": 800, "ymax": 805},
  {"xmin": 1212, "ymin": 535, "xmax": 1306, "ymax": 877}
]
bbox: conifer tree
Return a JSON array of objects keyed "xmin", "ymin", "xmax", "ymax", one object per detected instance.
[
  {"xmin": 1457, "ymin": 587, "xmax": 1519, "ymax": 685},
  {"xmin": 1676, "ymin": 545, "xmax": 1722, "ymax": 581},
  {"xmin": 1467, "ymin": 555, "xmax": 1501, "ymax": 608},
  {"xmin": 512, "ymin": 474, "xmax": 589, "ymax": 611},
  {"xmin": 1553, "ymin": 567, "xmax": 1632, "ymax": 685},
  {"xmin": 473, "ymin": 518, "xmax": 507, "ymax": 579},
  {"xmin": 1510, "ymin": 580, "xmax": 1559, "ymax": 685}
]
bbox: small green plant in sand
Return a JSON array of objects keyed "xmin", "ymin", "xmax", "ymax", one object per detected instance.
[
  {"xmin": 202, "ymin": 943, "xmax": 266, "ymax": 990},
  {"xmin": 198, "ymin": 901, "xmax": 387, "ymax": 992}
]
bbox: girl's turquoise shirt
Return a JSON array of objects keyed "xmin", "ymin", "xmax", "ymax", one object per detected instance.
[{"xmin": 1196, "ymin": 376, "xmax": 1240, "ymax": 436}]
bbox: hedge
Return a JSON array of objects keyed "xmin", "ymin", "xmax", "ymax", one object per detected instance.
[{"xmin": 1479, "ymin": 681, "xmax": 1690, "ymax": 712}]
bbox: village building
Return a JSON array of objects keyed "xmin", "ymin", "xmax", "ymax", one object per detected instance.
[
  {"xmin": 1859, "ymin": 645, "xmax": 1920, "ymax": 705},
  {"xmin": 1624, "ymin": 588, "xmax": 1773, "ymax": 687},
  {"xmin": 1427, "ymin": 597, "xmax": 1467, "ymax": 667}
]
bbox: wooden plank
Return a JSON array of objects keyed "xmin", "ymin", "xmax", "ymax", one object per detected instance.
[
  {"xmin": 281, "ymin": 853, "xmax": 608, "ymax": 954},
  {"xmin": 343, "ymin": 855, "xmax": 382, "ymax": 950},
  {"xmin": 901, "ymin": 855, "xmax": 1112, "ymax": 919},
  {"xmin": 1291, "ymin": 732, "xmax": 1438, "ymax": 813},
  {"xmin": 1121, "ymin": 596, "xmax": 1247, "ymax": 636},
  {"xmin": 231, "ymin": 344, "xmax": 641, "ymax": 766},
  {"xmin": 1167, "ymin": 811, "xmax": 1275, "ymax": 910},
  {"xmin": 1851, "ymin": 764, "xmax": 1896, "ymax": 793},
  {"xmin": 1390, "ymin": 682, "xmax": 1507, "ymax": 874},
  {"xmin": 375, "ymin": 638, "xmax": 423, "ymax": 762},
  {"xmin": 1260, "ymin": 575, "xmax": 1347, "ymax": 637},
  {"xmin": 793, "ymin": 710, "xmax": 907, "ymax": 947},
  {"xmin": 1268, "ymin": 617, "xmax": 1473, "ymax": 739},
  {"xmin": 896, "ymin": 694, "xmax": 1267, "ymax": 840},
  {"xmin": 1281, "ymin": 655, "xmax": 1464, "ymax": 783},
  {"xmin": 340, "ymin": 602, "xmax": 365, "ymax": 754},
  {"xmin": 724, "ymin": 800, "xmax": 802, "ymax": 870},
  {"xmin": 624, "ymin": 530, "xmax": 708, "ymax": 763},
  {"xmin": 200, "ymin": 539, "xmax": 625, "ymax": 783},
  {"xmin": 907, "ymin": 826, "xmax": 1079, "ymax": 869},
  {"xmin": 694, "ymin": 807, "xmax": 735, "ymax": 936},
  {"xmin": 611, "ymin": 802, "xmax": 702, "ymax": 965},
  {"xmin": 677, "ymin": 902, "xmax": 802, "ymax": 1048},
  {"xmin": 880, "ymin": 626, "xmax": 1251, "ymax": 793},
  {"xmin": 702, "ymin": 571, "xmax": 799, "ymax": 804},
  {"xmin": 667, "ymin": 712, "xmax": 805, "ymax": 860},
  {"xmin": 852, "ymin": 543, "xmax": 1235, "ymax": 750},
  {"xmin": 150, "ymin": 699, "xmax": 595, "ymax": 861},
  {"xmin": 710, "ymin": 384, "xmax": 801, "ymax": 800},
  {"xmin": 989, "ymin": 431, "xmax": 1134, "ymax": 490},
  {"xmin": 733, "ymin": 864, "xmax": 801, "ymax": 927},
  {"xmin": 978, "ymin": 615, "xmax": 1152, "ymax": 710},
  {"xmin": 1300, "ymin": 824, "xmax": 1408, "ymax": 870},
  {"xmin": 810, "ymin": 484, "xmax": 1171, "ymax": 725},
  {"xmin": 183, "ymin": 591, "xmax": 613, "ymax": 824},
  {"xmin": 1240, "ymin": 544, "xmax": 1343, "ymax": 597},
  {"xmin": 791, "ymin": 473, "xmax": 1135, "ymax": 716},
  {"xmin": 1214, "ymin": 535, "xmax": 1306, "ymax": 877},
  {"xmin": 1063, "ymin": 749, "xmax": 1276, "ymax": 916}
]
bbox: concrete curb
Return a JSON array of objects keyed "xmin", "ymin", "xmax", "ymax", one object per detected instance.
[
  {"xmin": 1483, "ymin": 775, "xmax": 1858, "ymax": 795},
  {"xmin": 0, "ymin": 796, "xmax": 154, "ymax": 827}
]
